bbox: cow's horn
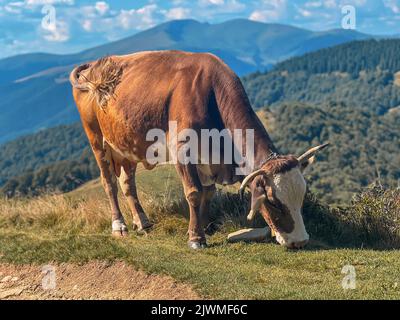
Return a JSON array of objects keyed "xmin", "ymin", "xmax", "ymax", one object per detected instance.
[
  {"xmin": 297, "ymin": 143, "xmax": 330, "ymax": 164},
  {"xmin": 247, "ymin": 210, "xmax": 257, "ymax": 221},
  {"xmin": 239, "ymin": 169, "xmax": 267, "ymax": 198}
]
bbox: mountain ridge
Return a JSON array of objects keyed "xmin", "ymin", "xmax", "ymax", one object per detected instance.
[{"xmin": 0, "ymin": 19, "xmax": 374, "ymax": 143}]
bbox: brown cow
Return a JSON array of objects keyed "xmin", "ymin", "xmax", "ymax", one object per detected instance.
[{"xmin": 70, "ymin": 51, "xmax": 328, "ymax": 249}]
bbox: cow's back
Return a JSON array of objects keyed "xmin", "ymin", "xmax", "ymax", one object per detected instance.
[{"xmin": 72, "ymin": 50, "xmax": 230, "ymax": 163}]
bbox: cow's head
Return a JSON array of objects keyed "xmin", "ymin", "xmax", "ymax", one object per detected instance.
[{"xmin": 239, "ymin": 143, "xmax": 329, "ymax": 249}]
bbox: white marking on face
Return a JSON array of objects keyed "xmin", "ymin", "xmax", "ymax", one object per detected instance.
[{"xmin": 272, "ymin": 168, "xmax": 309, "ymax": 247}]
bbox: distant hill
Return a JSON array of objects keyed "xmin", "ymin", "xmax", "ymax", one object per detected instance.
[
  {"xmin": 1, "ymin": 103, "xmax": 399, "ymax": 203},
  {"xmin": 242, "ymin": 39, "xmax": 400, "ymax": 114},
  {"xmin": 268, "ymin": 102, "xmax": 400, "ymax": 203},
  {"xmin": 0, "ymin": 19, "xmax": 372, "ymax": 143},
  {"xmin": 0, "ymin": 123, "xmax": 90, "ymax": 187}
]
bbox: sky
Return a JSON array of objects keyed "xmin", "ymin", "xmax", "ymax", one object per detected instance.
[{"xmin": 0, "ymin": 0, "xmax": 399, "ymax": 59}]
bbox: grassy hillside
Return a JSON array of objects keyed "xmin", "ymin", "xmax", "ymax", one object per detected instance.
[{"xmin": 1, "ymin": 165, "xmax": 399, "ymax": 299}]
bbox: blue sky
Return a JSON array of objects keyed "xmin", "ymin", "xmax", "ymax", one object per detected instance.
[{"xmin": 0, "ymin": 0, "xmax": 399, "ymax": 59}]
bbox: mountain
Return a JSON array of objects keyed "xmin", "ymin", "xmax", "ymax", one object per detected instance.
[
  {"xmin": 0, "ymin": 19, "xmax": 372, "ymax": 144},
  {"xmin": 1, "ymin": 38, "xmax": 399, "ymax": 203}
]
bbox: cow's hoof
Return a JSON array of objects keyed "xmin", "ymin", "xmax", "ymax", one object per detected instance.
[
  {"xmin": 112, "ymin": 229, "xmax": 129, "ymax": 237},
  {"xmin": 112, "ymin": 220, "xmax": 128, "ymax": 238},
  {"xmin": 188, "ymin": 241, "xmax": 207, "ymax": 250},
  {"xmin": 134, "ymin": 223, "xmax": 154, "ymax": 236},
  {"xmin": 134, "ymin": 222, "xmax": 154, "ymax": 234}
]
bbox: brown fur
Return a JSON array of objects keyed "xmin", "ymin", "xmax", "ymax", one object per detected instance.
[
  {"xmin": 262, "ymin": 155, "xmax": 299, "ymax": 175},
  {"xmin": 87, "ymin": 57, "xmax": 123, "ymax": 110},
  {"xmin": 70, "ymin": 50, "xmax": 278, "ymax": 245}
]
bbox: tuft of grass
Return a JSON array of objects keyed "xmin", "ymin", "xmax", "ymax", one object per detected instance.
[{"xmin": 303, "ymin": 185, "xmax": 400, "ymax": 249}]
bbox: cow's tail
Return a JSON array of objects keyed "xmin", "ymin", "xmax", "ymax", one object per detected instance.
[
  {"xmin": 69, "ymin": 63, "xmax": 92, "ymax": 91},
  {"xmin": 69, "ymin": 57, "xmax": 123, "ymax": 110}
]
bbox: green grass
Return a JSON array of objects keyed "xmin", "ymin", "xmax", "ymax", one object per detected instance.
[{"xmin": 1, "ymin": 165, "xmax": 400, "ymax": 299}]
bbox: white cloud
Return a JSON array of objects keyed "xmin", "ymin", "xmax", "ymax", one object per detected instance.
[
  {"xmin": 323, "ymin": 0, "xmax": 337, "ymax": 8},
  {"xmin": 82, "ymin": 19, "xmax": 92, "ymax": 31},
  {"xmin": 304, "ymin": 1, "xmax": 322, "ymax": 8},
  {"xmin": 25, "ymin": 0, "xmax": 74, "ymax": 6},
  {"xmin": 77, "ymin": 3, "xmax": 162, "ymax": 34},
  {"xmin": 198, "ymin": 0, "xmax": 245, "ymax": 13},
  {"xmin": 249, "ymin": 10, "xmax": 268, "ymax": 22},
  {"xmin": 171, "ymin": 0, "xmax": 187, "ymax": 5},
  {"xmin": 95, "ymin": 1, "xmax": 109, "ymax": 16},
  {"xmin": 249, "ymin": 0, "xmax": 287, "ymax": 22},
  {"xmin": 7, "ymin": 1, "xmax": 25, "ymax": 7},
  {"xmin": 383, "ymin": 0, "xmax": 400, "ymax": 14},
  {"xmin": 118, "ymin": 4, "xmax": 158, "ymax": 30},
  {"xmin": 4, "ymin": 4, "xmax": 23, "ymax": 13},
  {"xmin": 2, "ymin": 0, "xmax": 74, "ymax": 13},
  {"xmin": 199, "ymin": 0, "xmax": 225, "ymax": 6},
  {"xmin": 298, "ymin": 7, "xmax": 313, "ymax": 17},
  {"xmin": 41, "ymin": 19, "xmax": 69, "ymax": 41},
  {"xmin": 223, "ymin": 0, "xmax": 245, "ymax": 12},
  {"xmin": 164, "ymin": 7, "xmax": 191, "ymax": 20}
]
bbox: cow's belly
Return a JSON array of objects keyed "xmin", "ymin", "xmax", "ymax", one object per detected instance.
[
  {"xmin": 103, "ymin": 136, "xmax": 159, "ymax": 171},
  {"xmin": 196, "ymin": 164, "xmax": 241, "ymax": 187},
  {"xmin": 196, "ymin": 164, "xmax": 216, "ymax": 186}
]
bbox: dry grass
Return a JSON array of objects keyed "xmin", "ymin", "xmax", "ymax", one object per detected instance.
[{"xmin": 2, "ymin": 170, "xmax": 399, "ymax": 249}]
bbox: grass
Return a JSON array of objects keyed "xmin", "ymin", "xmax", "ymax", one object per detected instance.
[{"xmin": 1, "ymin": 165, "xmax": 400, "ymax": 299}]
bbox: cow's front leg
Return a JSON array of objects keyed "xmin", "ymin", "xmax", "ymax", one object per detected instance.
[
  {"xmin": 176, "ymin": 163, "xmax": 206, "ymax": 249},
  {"xmin": 201, "ymin": 184, "xmax": 216, "ymax": 234},
  {"xmin": 118, "ymin": 161, "xmax": 153, "ymax": 232}
]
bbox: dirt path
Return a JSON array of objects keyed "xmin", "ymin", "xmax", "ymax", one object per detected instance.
[{"xmin": 0, "ymin": 261, "xmax": 200, "ymax": 300}]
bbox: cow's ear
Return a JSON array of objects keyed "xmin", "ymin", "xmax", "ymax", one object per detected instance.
[
  {"xmin": 247, "ymin": 177, "xmax": 269, "ymax": 221},
  {"xmin": 299, "ymin": 155, "xmax": 315, "ymax": 173}
]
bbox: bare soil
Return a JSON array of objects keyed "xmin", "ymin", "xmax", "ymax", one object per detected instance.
[{"xmin": 0, "ymin": 261, "xmax": 200, "ymax": 300}]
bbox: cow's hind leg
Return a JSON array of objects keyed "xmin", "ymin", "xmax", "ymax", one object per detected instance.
[
  {"xmin": 118, "ymin": 161, "xmax": 153, "ymax": 232},
  {"xmin": 175, "ymin": 163, "xmax": 207, "ymax": 249},
  {"xmin": 95, "ymin": 148, "xmax": 128, "ymax": 237},
  {"xmin": 83, "ymin": 125, "xmax": 128, "ymax": 237}
]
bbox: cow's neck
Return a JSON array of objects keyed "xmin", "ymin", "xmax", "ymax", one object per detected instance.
[
  {"xmin": 221, "ymin": 107, "xmax": 278, "ymax": 171},
  {"xmin": 213, "ymin": 72, "xmax": 279, "ymax": 171}
]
